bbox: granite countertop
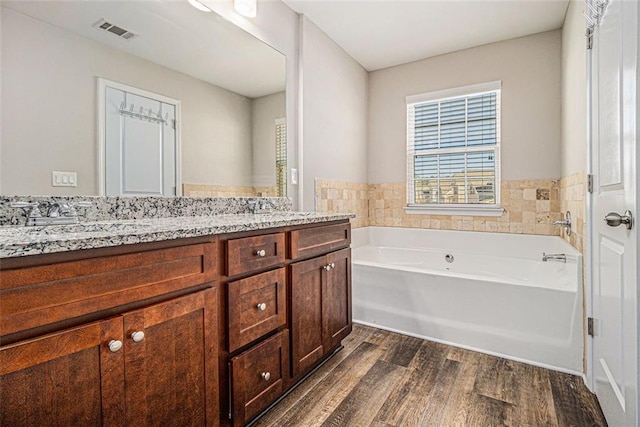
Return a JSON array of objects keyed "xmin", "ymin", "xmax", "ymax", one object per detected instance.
[{"xmin": 0, "ymin": 212, "xmax": 354, "ymax": 258}]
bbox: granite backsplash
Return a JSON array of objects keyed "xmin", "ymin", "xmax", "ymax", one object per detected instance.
[{"xmin": 0, "ymin": 196, "xmax": 293, "ymax": 226}]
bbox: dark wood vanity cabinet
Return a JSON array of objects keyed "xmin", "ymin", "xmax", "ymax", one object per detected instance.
[
  {"xmin": 219, "ymin": 220, "xmax": 352, "ymax": 426},
  {"xmin": 0, "ymin": 317, "xmax": 123, "ymax": 426},
  {"xmin": 0, "ymin": 218, "xmax": 351, "ymax": 427},
  {"xmin": 0, "ymin": 237, "xmax": 219, "ymax": 427}
]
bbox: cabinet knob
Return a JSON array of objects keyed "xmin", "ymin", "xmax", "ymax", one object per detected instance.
[
  {"xmin": 330, "ymin": 262, "xmax": 335, "ymax": 269},
  {"xmin": 108, "ymin": 340, "xmax": 123, "ymax": 353},
  {"xmin": 257, "ymin": 302, "xmax": 267, "ymax": 311},
  {"xmin": 131, "ymin": 331, "xmax": 145, "ymax": 343},
  {"xmin": 261, "ymin": 372, "xmax": 271, "ymax": 381},
  {"xmin": 323, "ymin": 264, "xmax": 333, "ymax": 271},
  {"xmin": 255, "ymin": 249, "xmax": 266, "ymax": 257}
]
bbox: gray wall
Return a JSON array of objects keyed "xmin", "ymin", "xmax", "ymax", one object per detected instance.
[
  {"xmin": 301, "ymin": 17, "xmax": 369, "ymax": 209},
  {"xmin": 1, "ymin": 8, "xmax": 254, "ymax": 195},
  {"xmin": 561, "ymin": 0, "xmax": 587, "ymax": 176},
  {"xmin": 368, "ymin": 30, "xmax": 562, "ymax": 184},
  {"xmin": 251, "ymin": 91, "xmax": 286, "ymax": 187}
]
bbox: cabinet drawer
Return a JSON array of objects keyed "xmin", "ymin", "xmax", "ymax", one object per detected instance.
[
  {"xmin": 230, "ymin": 329, "xmax": 289, "ymax": 425},
  {"xmin": 227, "ymin": 268, "xmax": 287, "ymax": 352},
  {"xmin": 0, "ymin": 242, "xmax": 216, "ymax": 338},
  {"xmin": 290, "ymin": 222, "xmax": 350, "ymax": 260},
  {"xmin": 226, "ymin": 233, "xmax": 285, "ymax": 277}
]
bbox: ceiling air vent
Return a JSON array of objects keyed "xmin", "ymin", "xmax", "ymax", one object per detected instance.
[{"xmin": 93, "ymin": 19, "xmax": 138, "ymax": 40}]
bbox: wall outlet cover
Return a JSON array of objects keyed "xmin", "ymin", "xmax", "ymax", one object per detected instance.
[{"xmin": 52, "ymin": 171, "xmax": 78, "ymax": 187}]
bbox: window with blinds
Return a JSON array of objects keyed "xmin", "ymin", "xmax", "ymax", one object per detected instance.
[
  {"xmin": 275, "ymin": 119, "xmax": 287, "ymax": 197},
  {"xmin": 406, "ymin": 82, "xmax": 501, "ymax": 208}
]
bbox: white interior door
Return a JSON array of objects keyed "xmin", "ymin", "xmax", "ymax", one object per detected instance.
[
  {"xmin": 104, "ymin": 85, "xmax": 177, "ymax": 196},
  {"xmin": 590, "ymin": 0, "xmax": 638, "ymax": 425}
]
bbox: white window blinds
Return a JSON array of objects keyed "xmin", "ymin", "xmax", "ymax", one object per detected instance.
[
  {"xmin": 407, "ymin": 82, "xmax": 501, "ymax": 207},
  {"xmin": 275, "ymin": 119, "xmax": 287, "ymax": 197}
]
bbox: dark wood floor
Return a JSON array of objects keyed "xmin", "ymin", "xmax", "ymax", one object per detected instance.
[{"xmin": 254, "ymin": 324, "xmax": 607, "ymax": 427}]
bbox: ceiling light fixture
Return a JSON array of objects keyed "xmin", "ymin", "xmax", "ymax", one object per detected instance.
[
  {"xmin": 188, "ymin": 0, "xmax": 211, "ymax": 13},
  {"xmin": 234, "ymin": 0, "xmax": 257, "ymax": 18}
]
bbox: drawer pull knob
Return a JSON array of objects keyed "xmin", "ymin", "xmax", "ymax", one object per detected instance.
[
  {"xmin": 261, "ymin": 372, "xmax": 271, "ymax": 381},
  {"xmin": 257, "ymin": 303, "xmax": 267, "ymax": 311},
  {"xmin": 255, "ymin": 249, "xmax": 266, "ymax": 257},
  {"xmin": 323, "ymin": 264, "xmax": 333, "ymax": 271},
  {"xmin": 131, "ymin": 331, "xmax": 145, "ymax": 343},
  {"xmin": 108, "ymin": 340, "xmax": 123, "ymax": 353}
]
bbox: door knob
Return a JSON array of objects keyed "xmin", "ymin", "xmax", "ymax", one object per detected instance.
[{"xmin": 604, "ymin": 210, "xmax": 633, "ymax": 230}]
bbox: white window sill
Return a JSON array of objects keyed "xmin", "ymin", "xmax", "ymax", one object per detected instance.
[{"xmin": 404, "ymin": 205, "xmax": 505, "ymax": 217}]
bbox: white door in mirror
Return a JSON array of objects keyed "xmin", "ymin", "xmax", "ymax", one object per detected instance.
[{"xmin": 104, "ymin": 84, "xmax": 178, "ymax": 197}]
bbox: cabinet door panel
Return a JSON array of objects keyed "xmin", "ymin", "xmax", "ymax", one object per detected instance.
[
  {"xmin": 0, "ymin": 318, "xmax": 124, "ymax": 426},
  {"xmin": 290, "ymin": 256, "xmax": 326, "ymax": 377},
  {"xmin": 123, "ymin": 290, "xmax": 217, "ymax": 426},
  {"xmin": 324, "ymin": 248, "xmax": 352, "ymax": 351}
]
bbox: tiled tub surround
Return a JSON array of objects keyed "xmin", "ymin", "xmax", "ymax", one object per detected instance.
[
  {"xmin": 0, "ymin": 211, "xmax": 353, "ymax": 258},
  {"xmin": 315, "ymin": 179, "xmax": 369, "ymax": 228},
  {"xmin": 0, "ymin": 195, "xmax": 292, "ymax": 226},
  {"xmin": 559, "ymin": 171, "xmax": 586, "ymax": 253},
  {"xmin": 315, "ymin": 179, "xmax": 562, "ymax": 235},
  {"xmin": 183, "ymin": 183, "xmax": 277, "ymax": 198},
  {"xmin": 368, "ymin": 179, "xmax": 562, "ymax": 235}
]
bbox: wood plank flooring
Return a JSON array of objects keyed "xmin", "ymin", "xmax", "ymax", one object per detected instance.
[{"xmin": 254, "ymin": 324, "xmax": 607, "ymax": 427}]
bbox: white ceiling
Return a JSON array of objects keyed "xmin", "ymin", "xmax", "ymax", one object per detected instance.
[
  {"xmin": 2, "ymin": 1, "xmax": 286, "ymax": 98},
  {"xmin": 283, "ymin": 0, "xmax": 570, "ymax": 71}
]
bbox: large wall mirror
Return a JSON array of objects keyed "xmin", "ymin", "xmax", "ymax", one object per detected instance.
[{"xmin": 1, "ymin": 0, "xmax": 287, "ymax": 198}]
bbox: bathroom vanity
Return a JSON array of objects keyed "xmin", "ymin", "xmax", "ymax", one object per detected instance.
[{"xmin": 0, "ymin": 211, "xmax": 352, "ymax": 427}]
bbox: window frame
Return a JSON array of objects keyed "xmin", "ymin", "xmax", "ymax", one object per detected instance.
[{"xmin": 405, "ymin": 81, "xmax": 504, "ymax": 217}]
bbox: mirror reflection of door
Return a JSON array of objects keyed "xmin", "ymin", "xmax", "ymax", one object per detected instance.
[{"xmin": 101, "ymin": 79, "xmax": 180, "ymax": 196}]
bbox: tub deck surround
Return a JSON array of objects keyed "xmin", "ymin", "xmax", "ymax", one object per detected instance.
[
  {"xmin": 0, "ymin": 212, "xmax": 354, "ymax": 258},
  {"xmin": 351, "ymin": 226, "xmax": 583, "ymax": 374}
]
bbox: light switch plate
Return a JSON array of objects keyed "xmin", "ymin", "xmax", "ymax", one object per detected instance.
[
  {"xmin": 291, "ymin": 168, "xmax": 298, "ymax": 185},
  {"xmin": 52, "ymin": 171, "xmax": 77, "ymax": 187}
]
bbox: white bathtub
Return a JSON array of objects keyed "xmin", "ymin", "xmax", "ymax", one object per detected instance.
[{"xmin": 352, "ymin": 226, "xmax": 583, "ymax": 374}]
